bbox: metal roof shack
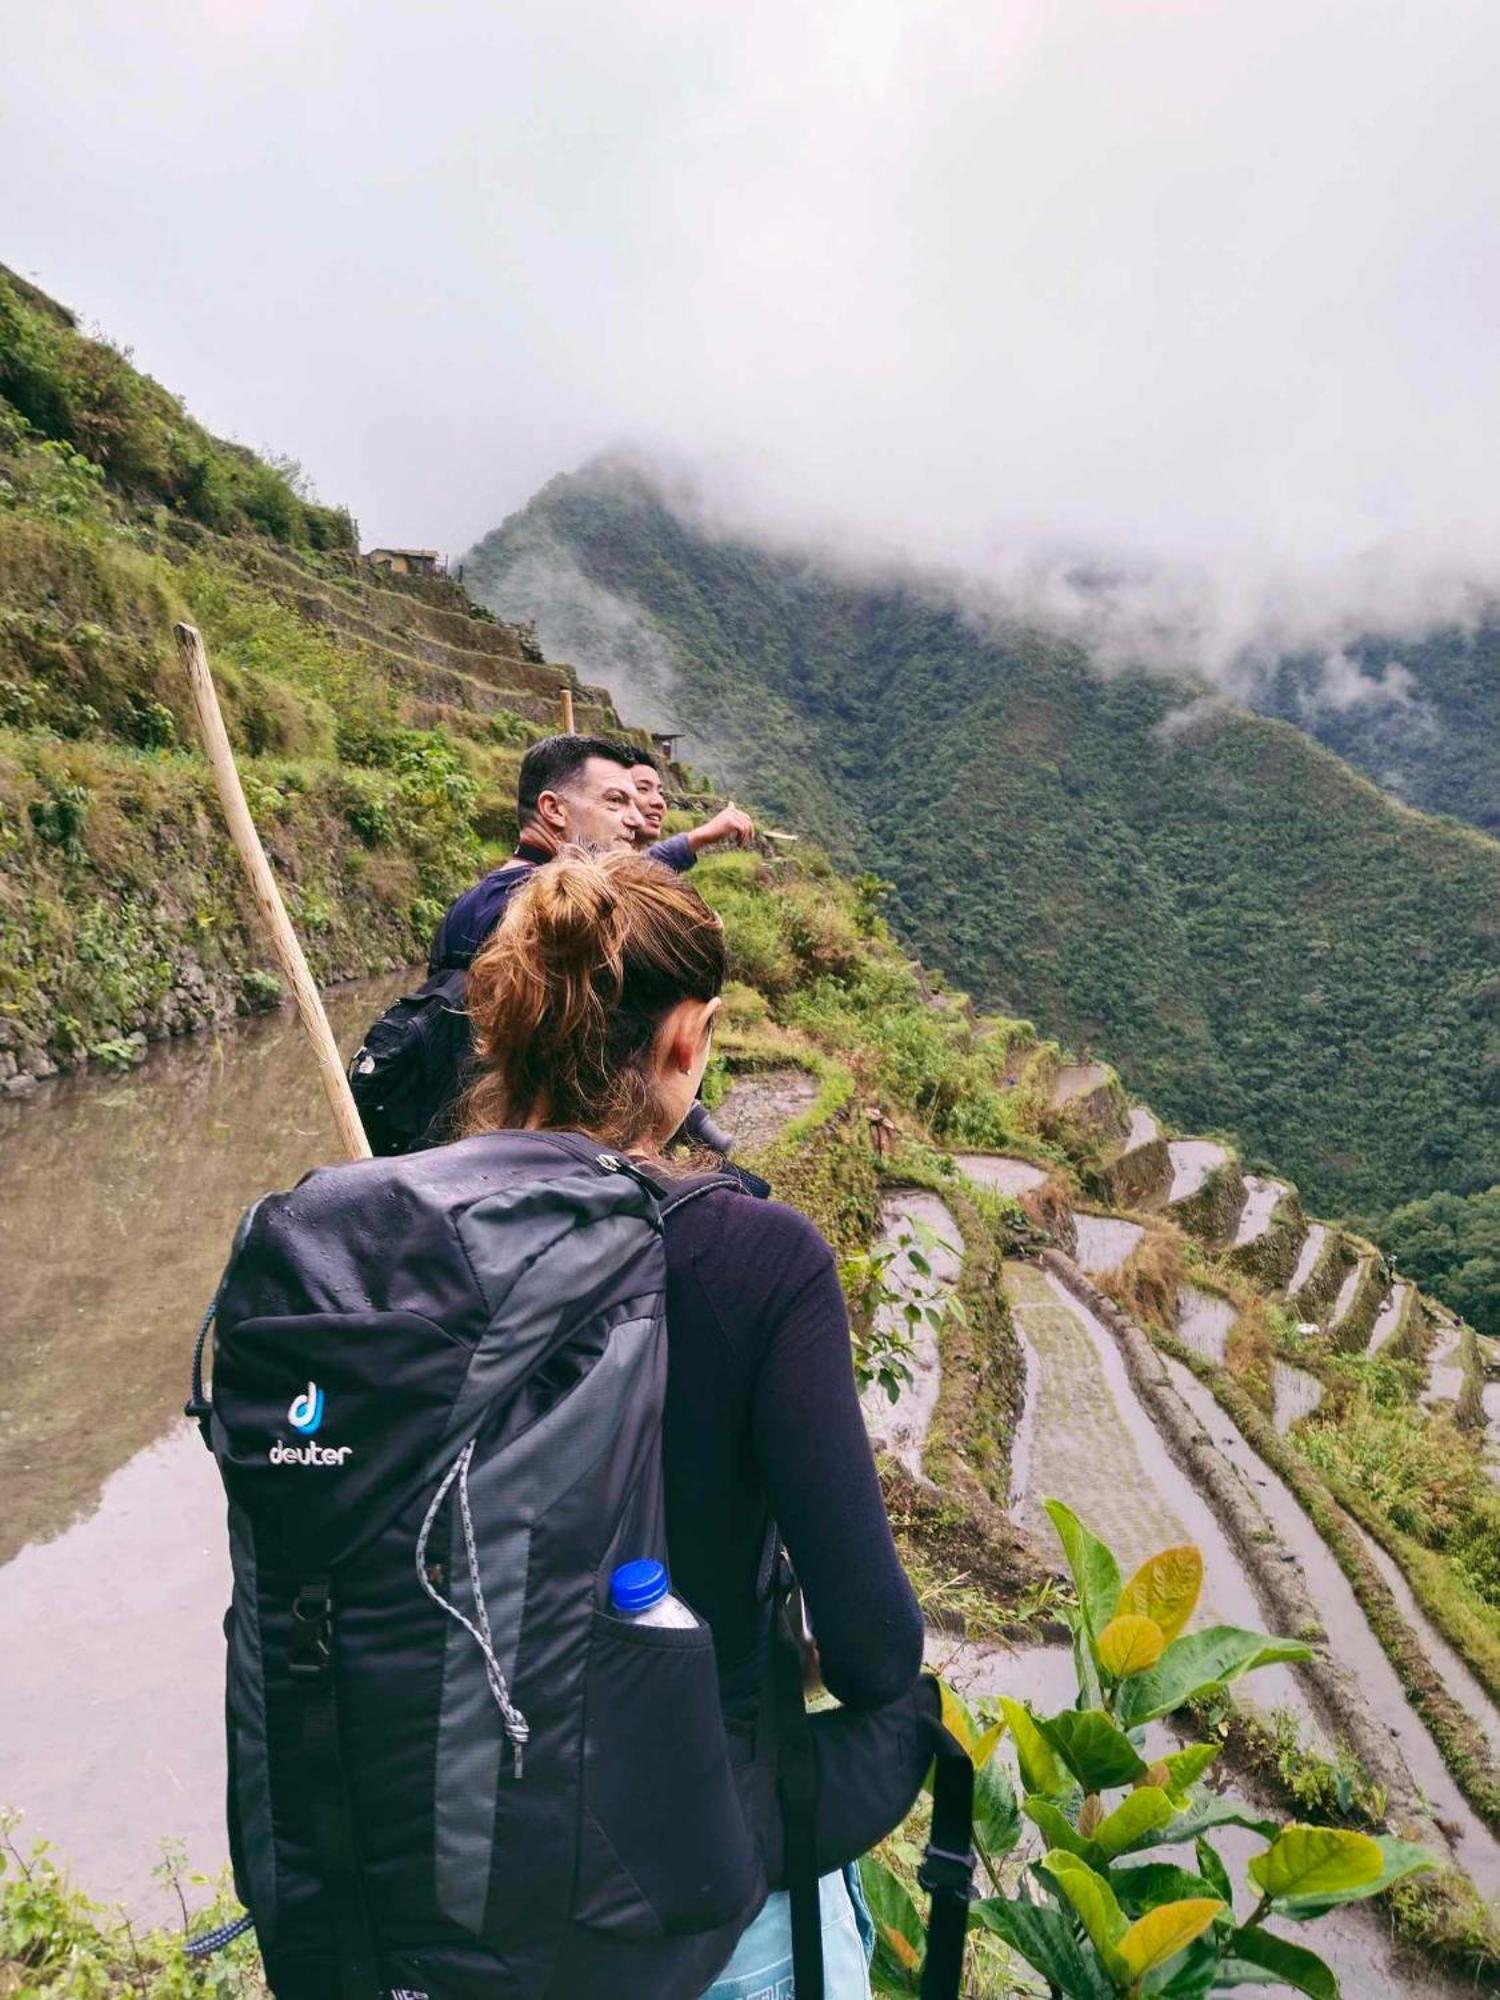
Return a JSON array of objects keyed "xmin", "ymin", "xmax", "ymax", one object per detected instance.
[{"xmin": 366, "ymin": 547, "xmax": 443, "ymax": 576}]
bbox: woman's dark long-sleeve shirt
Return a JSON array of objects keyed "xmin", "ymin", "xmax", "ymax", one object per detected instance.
[{"xmin": 659, "ymin": 1186, "xmax": 924, "ymax": 1713}]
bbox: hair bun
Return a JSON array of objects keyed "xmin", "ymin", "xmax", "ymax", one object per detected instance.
[{"xmin": 531, "ymin": 852, "xmax": 620, "ymax": 970}]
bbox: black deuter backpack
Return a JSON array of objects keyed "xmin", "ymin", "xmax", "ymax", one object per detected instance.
[
  {"xmin": 345, "ymin": 961, "xmax": 474, "ymax": 1157},
  {"xmin": 195, "ymin": 1133, "xmax": 971, "ymax": 2000}
]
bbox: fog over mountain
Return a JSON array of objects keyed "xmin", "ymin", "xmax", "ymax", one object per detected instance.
[{"xmin": 8, "ymin": 0, "xmax": 1500, "ymax": 697}]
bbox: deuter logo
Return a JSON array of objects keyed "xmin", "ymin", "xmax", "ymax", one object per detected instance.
[
  {"xmin": 270, "ymin": 1438, "xmax": 353, "ymax": 1467},
  {"xmin": 271, "ymin": 1380, "xmax": 352, "ymax": 1467},
  {"xmin": 288, "ymin": 1381, "xmax": 325, "ymax": 1435}
]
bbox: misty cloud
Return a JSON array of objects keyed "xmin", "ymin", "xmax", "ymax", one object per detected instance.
[{"xmin": 7, "ymin": 0, "xmax": 1500, "ymax": 682}]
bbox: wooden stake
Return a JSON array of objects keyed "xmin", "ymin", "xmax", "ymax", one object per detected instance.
[
  {"xmin": 175, "ymin": 622, "xmax": 372, "ymax": 1161},
  {"xmin": 559, "ymin": 685, "xmax": 576, "ymax": 734}
]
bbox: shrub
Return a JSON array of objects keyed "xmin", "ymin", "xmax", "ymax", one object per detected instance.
[{"xmin": 863, "ymin": 1503, "xmax": 1432, "ymax": 1997}]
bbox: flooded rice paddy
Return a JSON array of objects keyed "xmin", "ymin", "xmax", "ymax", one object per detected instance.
[
  {"xmin": 1070, "ymin": 1211, "xmax": 1144, "ymax": 1276},
  {"xmin": 0, "ymin": 975, "xmax": 406, "ymax": 1912},
  {"xmin": 953, "ymin": 1151, "xmax": 1050, "ymax": 1196},
  {"xmin": 1232, "ymin": 1174, "xmax": 1286, "ymax": 1247},
  {"xmin": 1166, "ymin": 1137, "xmax": 1228, "ymax": 1204},
  {"xmin": 1176, "ymin": 1284, "xmax": 1236, "ymax": 1364},
  {"xmin": 1286, "ymin": 1220, "xmax": 1329, "ymax": 1299}
]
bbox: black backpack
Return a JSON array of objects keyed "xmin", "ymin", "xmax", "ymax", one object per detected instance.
[
  {"xmin": 193, "ymin": 1133, "xmax": 972, "ymax": 2000},
  {"xmin": 346, "ymin": 962, "xmax": 473, "ymax": 1156}
]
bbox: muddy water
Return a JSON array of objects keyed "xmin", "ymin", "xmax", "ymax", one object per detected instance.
[
  {"xmin": 1271, "ymin": 1361, "xmax": 1325, "ymax": 1433},
  {"xmin": 954, "ymin": 1152, "xmax": 1049, "ymax": 1196},
  {"xmin": 859, "ymin": 1191, "xmax": 962, "ymax": 1480},
  {"xmin": 1176, "ymin": 1284, "xmax": 1237, "ymax": 1364},
  {"xmin": 1167, "ymin": 1137, "xmax": 1227, "ymax": 1203},
  {"xmin": 1122, "ymin": 1103, "xmax": 1159, "ymax": 1151},
  {"xmin": 0, "ymin": 974, "xmax": 406, "ymax": 1912},
  {"xmin": 1002, "ymin": 1262, "xmax": 1308, "ymax": 1725},
  {"xmin": 1070, "ymin": 1212, "xmax": 1144, "ymax": 1276},
  {"xmin": 1367, "ymin": 1279, "xmax": 1411, "ymax": 1356},
  {"xmin": 1329, "ymin": 1253, "xmax": 1370, "ymax": 1331},
  {"xmin": 714, "ymin": 1064, "xmax": 819, "ymax": 1153},
  {"xmin": 1050, "ymin": 1061, "xmax": 1111, "ymax": 1107},
  {"xmin": 1423, "ymin": 1321, "xmax": 1465, "ymax": 1411},
  {"xmin": 1286, "ymin": 1221, "xmax": 1328, "ymax": 1300},
  {"xmin": 1232, "ymin": 1174, "xmax": 1285, "ymax": 1248}
]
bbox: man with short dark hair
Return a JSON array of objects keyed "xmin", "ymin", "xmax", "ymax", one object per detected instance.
[
  {"xmin": 430, "ymin": 735, "xmax": 648, "ymax": 969},
  {"xmin": 351, "ymin": 735, "xmax": 743, "ymax": 1153},
  {"xmin": 627, "ymin": 750, "xmax": 755, "ymax": 860}
]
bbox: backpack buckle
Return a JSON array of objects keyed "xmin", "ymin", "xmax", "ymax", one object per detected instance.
[
  {"xmin": 288, "ymin": 1579, "xmax": 332, "ymax": 1681},
  {"xmin": 917, "ymin": 1843, "xmax": 976, "ymax": 1901}
]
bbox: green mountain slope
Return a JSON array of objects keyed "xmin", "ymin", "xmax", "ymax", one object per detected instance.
[
  {"xmin": 0, "ymin": 267, "xmax": 613, "ymax": 1085},
  {"xmin": 1255, "ymin": 621, "xmax": 1500, "ymax": 836},
  {"xmin": 465, "ymin": 462, "xmax": 1500, "ymax": 1220}
]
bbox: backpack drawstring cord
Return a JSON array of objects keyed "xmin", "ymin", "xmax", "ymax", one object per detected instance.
[{"xmin": 416, "ymin": 1440, "xmax": 531, "ymax": 1777}]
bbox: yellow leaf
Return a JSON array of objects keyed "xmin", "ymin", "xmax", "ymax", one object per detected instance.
[
  {"xmin": 940, "ymin": 1681, "xmax": 979, "ymax": 1758},
  {"xmin": 1098, "ymin": 1613, "xmax": 1166, "ymax": 1678},
  {"xmin": 882, "ymin": 1922, "xmax": 920, "ymax": 1970},
  {"xmin": 974, "ymin": 1718, "xmax": 1006, "ymax": 1770},
  {"xmin": 998, "ymin": 1696, "xmax": 1066, "ymax": 1797},
  {"xmin": 1116, "ymin": 1898, "xmax": 1225, "ymax": 1978},
  {"xmin": 1117, "ymin": 1545, "xmax": 1203, "ymax": 1645},
  {"xmin": 1249, "ymin": 1825, "xmax": 1385, "ymax": 1900}
]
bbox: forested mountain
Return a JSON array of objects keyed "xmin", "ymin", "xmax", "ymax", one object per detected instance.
[
  {"xmin": 1254, "ymin": 620, "xmax": 1500, "ymax": 835},
  {"xmin": 465, "ymin": 461, "xmax": 1500, "ymax": 1223}
]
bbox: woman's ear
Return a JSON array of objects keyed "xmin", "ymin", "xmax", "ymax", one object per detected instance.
[{"xmin": 670, "ymin": 998, "xmax": 718, "ymax": 1074}]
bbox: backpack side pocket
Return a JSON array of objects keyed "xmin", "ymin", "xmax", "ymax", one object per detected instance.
[{"xmin": 574, "ymin": 1609, "xmax": 761, "ymax": 1938}]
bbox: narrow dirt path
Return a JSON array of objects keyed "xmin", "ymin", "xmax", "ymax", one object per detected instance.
[
  {"xmin": 859, "ymin": 1191, "xmax": 962, "ymax": 1481},
  {"xmin": 713, "ymin": 1066, "xmax": 819, "ymax": 1153}
]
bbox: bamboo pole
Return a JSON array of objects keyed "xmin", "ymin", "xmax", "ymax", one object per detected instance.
[
  {"xmin": 175, "ymin": 622, "xmax": 371, "ymax": 1161},
  {"xmin": 559, "ymin": 685, "xmax": 576, "ymax": 733}
]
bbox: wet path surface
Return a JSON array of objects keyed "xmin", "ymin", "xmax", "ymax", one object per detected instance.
[{"xmin": 0, "ymin": 974, "xmax": 405, "ymax": 1912}]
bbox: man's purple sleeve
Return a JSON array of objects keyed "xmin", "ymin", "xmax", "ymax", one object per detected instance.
[{"xmin": 647, "ymin": 832, "xmax": 697, "ymax": 873}]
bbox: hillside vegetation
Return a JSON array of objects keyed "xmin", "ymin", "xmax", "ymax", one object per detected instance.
[
  {"xmin": 464, "ymin": 462, "xmax": 1500, "ymax": 1227},
  {"xmin": 1257, "ymin": 618, "xmax": 1500, "ymax": 837},
  {"xmin": 0, "ymin": 267, "xmax": 618, "ymax": 1088}
]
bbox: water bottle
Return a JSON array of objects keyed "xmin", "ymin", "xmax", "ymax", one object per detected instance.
[{"xmin": 609, "ymin": 1559, "xmax": 698, "ymax": 1629}]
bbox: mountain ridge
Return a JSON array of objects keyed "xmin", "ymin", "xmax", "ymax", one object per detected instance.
[{"xmin": 464, "ymin": 460, "xmax": 1500, "ymax": 1225}]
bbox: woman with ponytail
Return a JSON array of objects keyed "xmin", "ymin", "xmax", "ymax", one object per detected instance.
[{"xmin": 464, "ymin": 849, "xmax": 927, "ymax": 1998}]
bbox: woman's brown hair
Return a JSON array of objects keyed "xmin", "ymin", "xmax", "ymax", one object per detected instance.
[{"xmin": 461, "ymin": 847, "xmax": 726, "ymax": 1149}]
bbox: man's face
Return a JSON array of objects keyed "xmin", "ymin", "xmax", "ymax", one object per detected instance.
[
  {"xmin": 548, "ymin": 757, "xmax": 647, "ymax": 851},
  {"xmin": 630, "ymin": 763, "xmax": 666, "ymax": 844}
]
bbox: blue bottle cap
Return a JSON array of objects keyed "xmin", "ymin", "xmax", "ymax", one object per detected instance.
[{"xmin": 610, "ymin": 1559, "xmax": 669, "ymax": 1615}]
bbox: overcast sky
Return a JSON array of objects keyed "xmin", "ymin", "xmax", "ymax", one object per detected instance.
[{"xmin": 7, "ymin": 0, "xmax": 1500, "ymax": 651}]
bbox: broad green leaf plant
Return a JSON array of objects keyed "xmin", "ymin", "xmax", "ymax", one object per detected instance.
[{"xmin": 862, "ymin": 1500, "xmax": 1433, "ymax": 1998}]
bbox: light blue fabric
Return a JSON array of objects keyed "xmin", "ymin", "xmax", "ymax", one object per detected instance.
[{"xmin": 702, "ymin": 1866, "xmax": 874, "ymax": 2000}]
